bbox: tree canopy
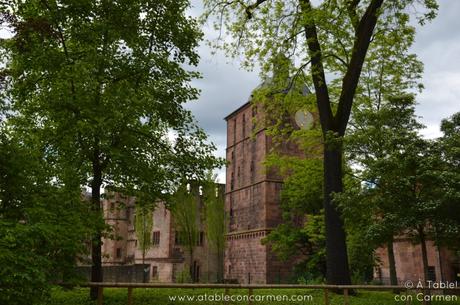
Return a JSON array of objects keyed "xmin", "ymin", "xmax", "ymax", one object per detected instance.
[{"xmin": 1, "ymin": 0, "xmax": 222, "ymax": 299}]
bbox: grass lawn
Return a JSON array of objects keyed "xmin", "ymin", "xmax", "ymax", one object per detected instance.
[{"xmin": 42, "ymin": 287, "xmax": 460, "ymax": 305}]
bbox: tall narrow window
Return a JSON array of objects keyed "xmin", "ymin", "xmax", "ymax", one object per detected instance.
[
  {"xmin": 152, "ymin": 231, "xmax": 160, "ymax": 246},
  {"xmin": 175, "ymin": 231, "xmax": 182, "ymax": 245},
  {"xmin": 427, "ymin": 266, "xmax": 436, "ymax": 282},
  {"xmin": 198, "ymin": 231, "xmax": 204, "ymax": 246},
  {"xmin": 251, "ymin": 106, "xmax": 257, "ymax": 130},
  {"xmin": 242, "ymin": 114, "xmax": 246, "ymax": 138},
  {"xmin": 151, "ymin": 266, "xmax": 159, "ymax": 280},
  {"xmin": 233, "ymin": 118, "xmax": 236, "ymax": 143},
  {"xmin": 230, "ymin": 195, "xmax": 234, "ymax": 218},
  {"xmin": 193, "ymin": 261, "xmax": 200, "ymax": 282}
]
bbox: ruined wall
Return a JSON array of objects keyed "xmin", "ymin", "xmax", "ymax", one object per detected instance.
[
  {"xmin": 375, "ymin": 239, "xmax": 459, "ymax": 284},
  {"xmin": 76, "ymin": 264, "xmax": 148, "ymax": 282},
  {"xmin": 100, "ymin": 189, "xmax": 223, "ymax": 283}
]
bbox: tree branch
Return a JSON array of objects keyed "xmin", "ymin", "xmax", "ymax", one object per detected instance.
[
  {"xmin": 346, "ymin": 0, "xmax": 360, "ymax": 32},
  {"xmin": 299, "ymin": 0, "xmax": 333, "ymax": 133},
  {"xmin": 245, "ymin": 0, "xmax": 268, "ymax": 19},
  {"xmin": 324, "ymin": 53, "xmax": 349, "ymax": 69},
  {"xmin": 336, "ymin": 0, "xmax": 385, "ymax": 135}
]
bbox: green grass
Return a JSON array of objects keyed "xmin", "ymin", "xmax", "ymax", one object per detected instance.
[{"xmin": 42, "ymin": 287, "xmax": 460, "ymax": 305}]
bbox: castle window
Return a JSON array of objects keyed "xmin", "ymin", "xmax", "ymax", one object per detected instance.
[
  {"xmin": 175, "ymin": 231, "xmax": 183, "ymax": 245},
  {"xmin": 152, "ymin": 231, "xmax": 160, "ymax": 246},
  {"xmin": 428, "ymin": 266, "xmax": 436, "ymax": 282},
  {"xmin": 251, "ymin": 106, "xmax": 257, "ymax": 130},
  {"xmin": 230, "ymin": 195, "xmax": 234, "ymax": 218},
  {"xmin": 193, "ymin": 261, "xmax": 201, "ymax": 282},
  {"xmin": 198, "ymin": 231, "xmax": 204, "ymax": 246},
  {"xmin": 116, "ymin": 247, "xmax": 122, "ymax": 258},
  {"xmin": 151, "ymin": 266, "xmax": 158, "ymax": 280}
]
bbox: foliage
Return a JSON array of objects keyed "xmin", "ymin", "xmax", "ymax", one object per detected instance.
[
  {"xmin": 175, "ymin": 265, "xmax": 193, "ymax": 284},
  {"xmin": 202, "ymin": 174, "xmax": 225, "ymax": 254},
  {"xmin": 0, "ymin": 128, "xmax": 93, "ymax": 305},
  {"xmin": 134, "ymin": 204, "xmax": 154, "ymax": 259},
  {"xmin": 0, "ymin": 0, "xmax": 222, "ymax": 202},
  {"xmin": 202, "ymin": 173, "xmax": 226, "ymax": 282},
  {"xmin": 341, "ymin": 95, "xmax": 424, "ymax": 246},
  {"xmin": 434, "ymin": 112, "xmax": 460, "ymax": 247},
  {"xmin": 169, "ymin": 183, "xmax": 200, "ymax": 281}
]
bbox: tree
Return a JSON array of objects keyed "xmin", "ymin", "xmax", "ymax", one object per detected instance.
[
  {"xmin": 203, "ymin": 0, "xmax": 438, "ymax": 285},
  {"xmin": 134, "ymin": 202, "xmax": 154, "ymax": 283},
  {"xmin": 342, "ymin": 95, "xmax": 424, "ymax": 286},
  {"xmin": 435, "ymin": 112, "xmax": 460, "ymax": 245},
  {"xmin": 0, "ymin": 126, "xmax": 93, "ymax": 305},
  {"xmin": 341, "ymin": 95, "xmax": 451, "ymax": 286},
  {"xmin": 170, "ymin": 183, "xmax": 200, "ymax": 282},
  {"xmin": 202, "ymin": 174, "xmax": 226, "ymax": 283},
  {"xmin": 1, "ymin": 0, "xmax": 221, "ymax": 298}
]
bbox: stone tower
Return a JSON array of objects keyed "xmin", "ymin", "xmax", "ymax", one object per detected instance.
[{"xmin": 224, "ymin": 96, "xmax": 303, "ymax": 284}]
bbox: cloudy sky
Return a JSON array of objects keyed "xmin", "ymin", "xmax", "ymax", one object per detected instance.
[{"xmin": 186, "ymin": 1, "xmax": 460, "ymax": 181}]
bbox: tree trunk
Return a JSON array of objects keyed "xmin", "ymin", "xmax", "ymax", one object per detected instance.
[
  {"xmin": 90, "ymin": 161, "xmax": 103, "ymax": 300},
  {"xmin": 217, "ymin": 248, "xmax": 224, "ymax": 283},
  {"xmin": 419, "ymin": 228, "xmax": 430, "ymax": 283},
  {"xmin": 387, "ymin": 238, "xmax": 399, "ymax": 293},
  {"xmin": 189, "ymin": 247, "xmax": 194, "ymax": 282},
  {"xmin": 323, "ymin": 143, "xmax": 352, "ymax": 286},
  {"xmin": 142, "ymin": 249, "xmax": 147, "ymax": 283}
]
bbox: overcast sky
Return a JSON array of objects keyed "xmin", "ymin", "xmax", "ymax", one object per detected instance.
[{"xmin": 186, "ymin": 1, "xmax": 460, "ymax": 182}]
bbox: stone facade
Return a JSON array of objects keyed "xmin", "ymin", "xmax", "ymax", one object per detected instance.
[
  {"xmin": 99, "ymin": 187, "xmax": 224, "ymax": 283},
  {"xmin": 224, "ymin": 101, "xmax": 303, "ymax": 284}
]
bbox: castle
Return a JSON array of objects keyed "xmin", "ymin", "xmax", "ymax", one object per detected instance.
[
  {"xmin": 88, "ymin": 85, "xmax": 460, "ymax": 285},
  {"xmin": 90, "ymin": 185, "xmax": 225, "ymax": 283}
]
